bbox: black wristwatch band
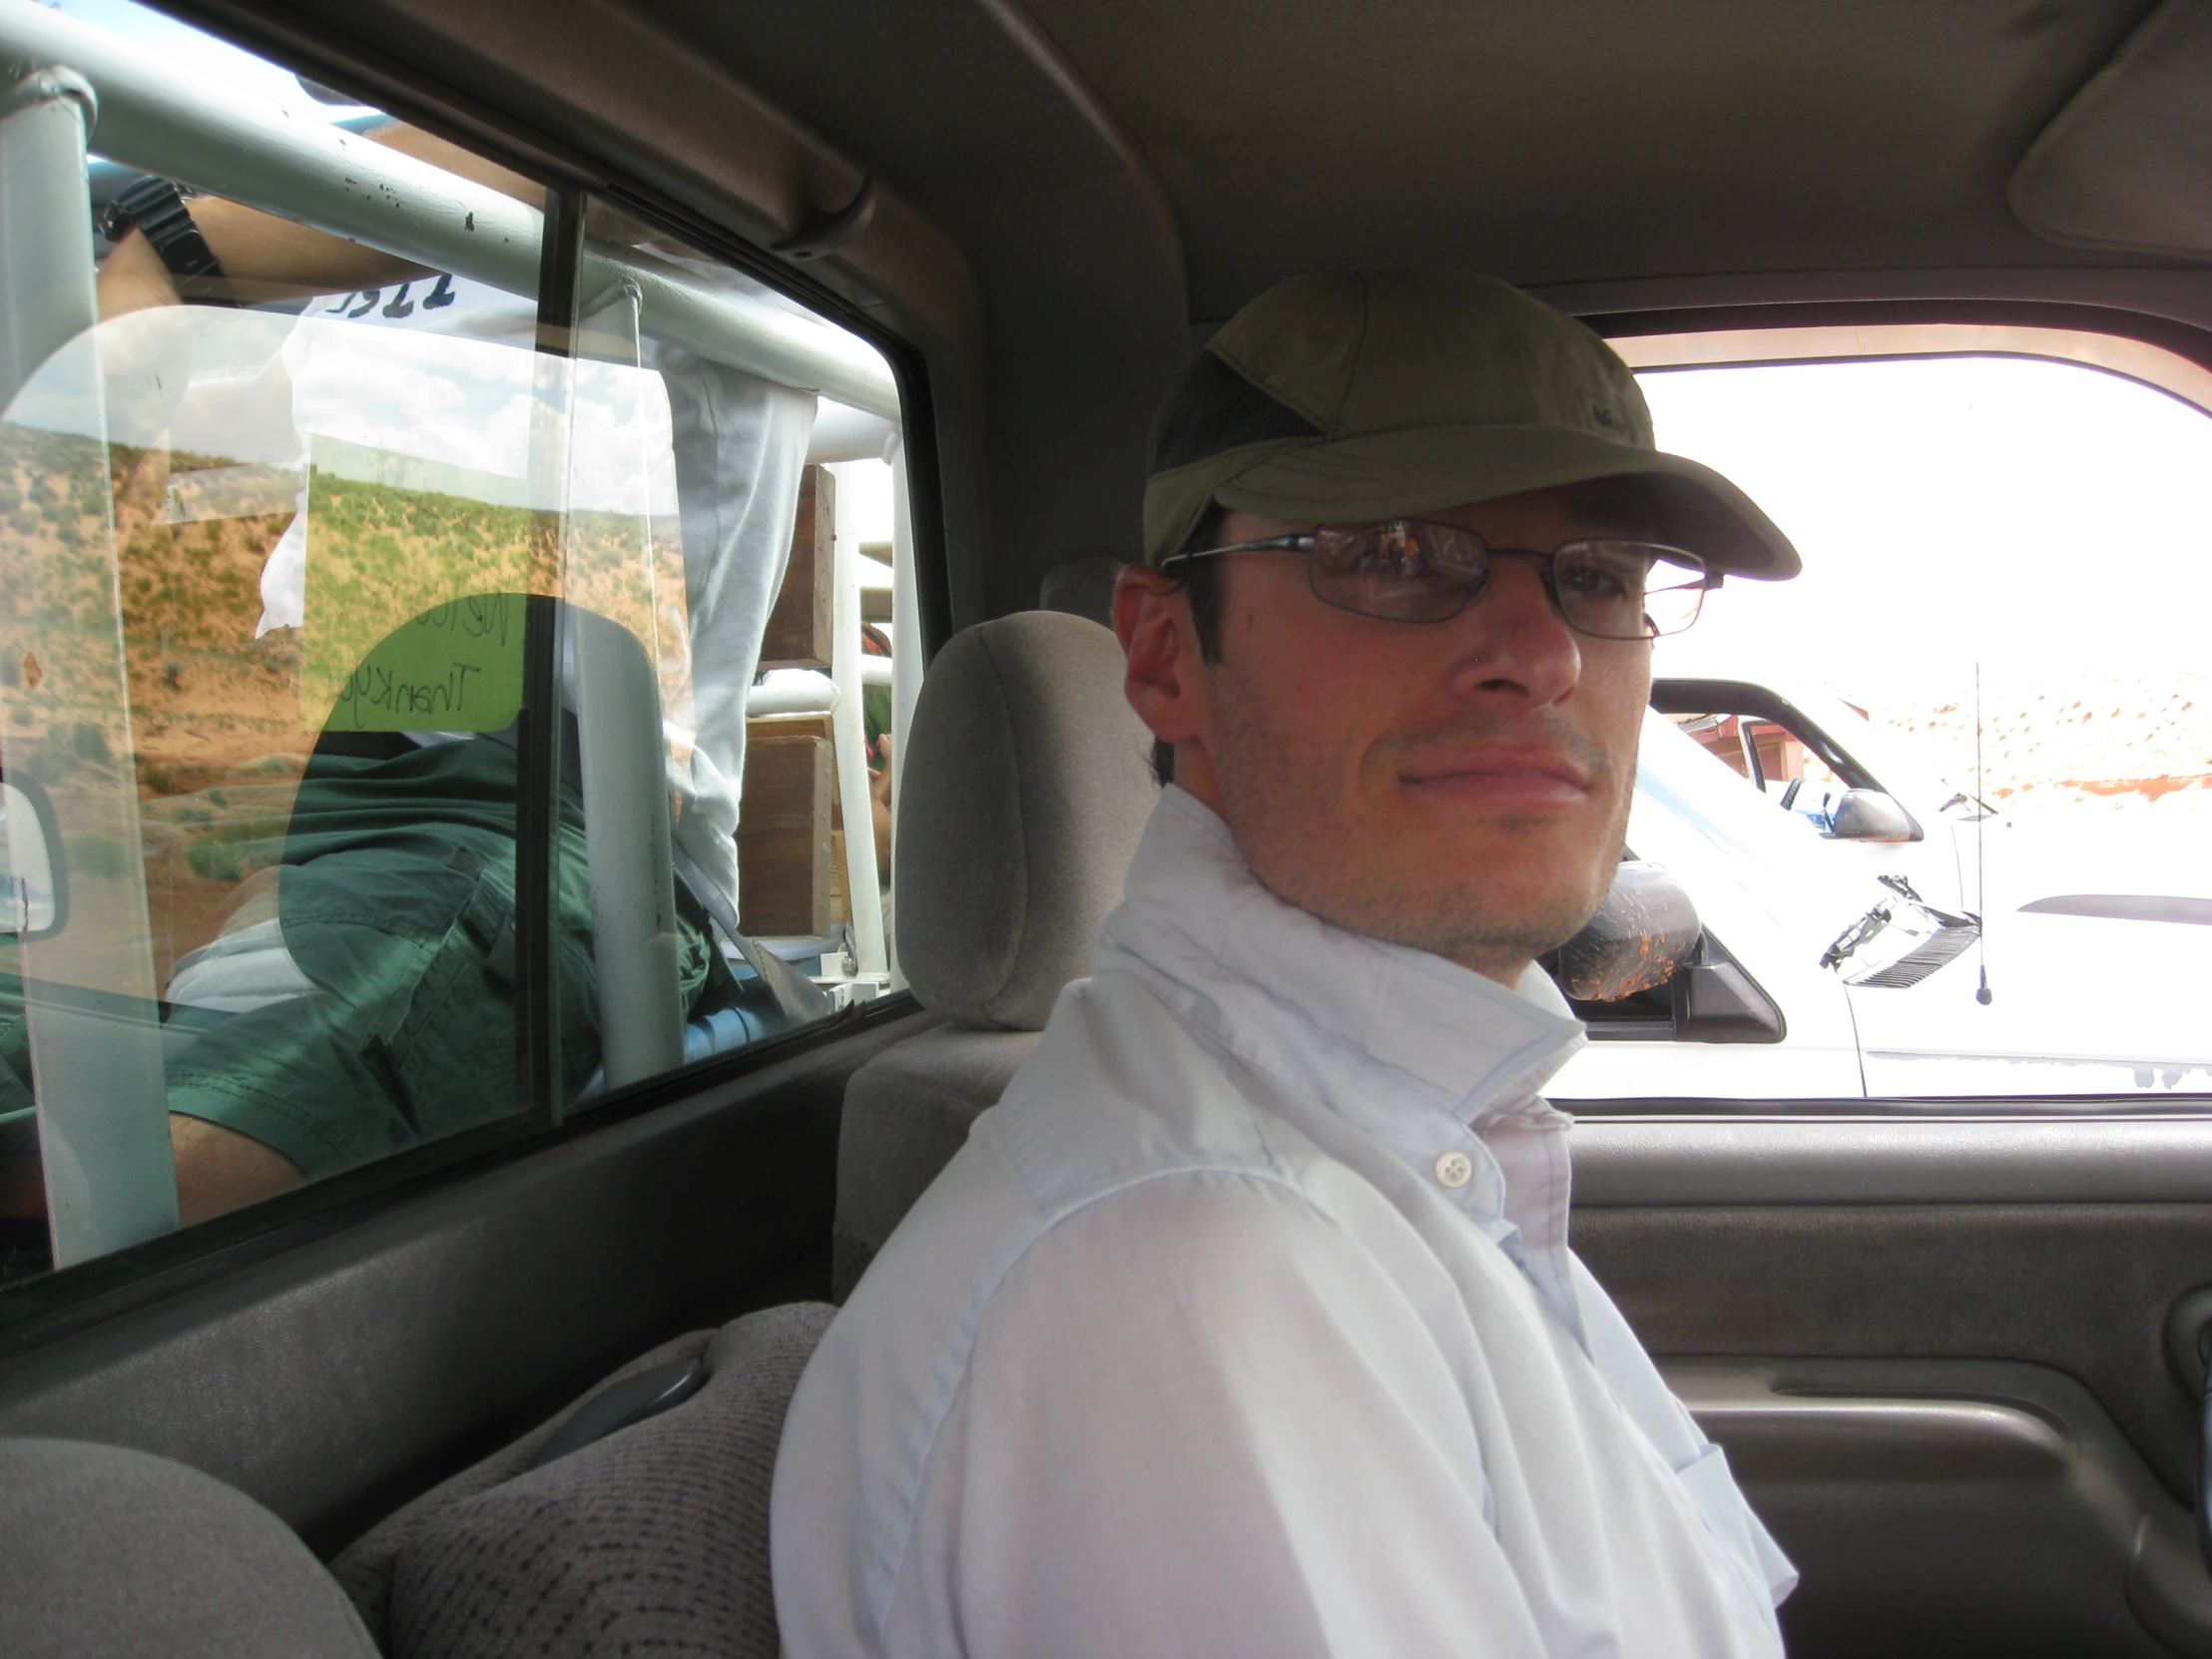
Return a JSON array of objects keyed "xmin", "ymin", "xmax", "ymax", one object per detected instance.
[{"xmin": 102, "ymin": 177, "xmax": 240, "ymax": 303}]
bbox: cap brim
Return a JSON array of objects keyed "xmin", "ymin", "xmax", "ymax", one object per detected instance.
[{"xmin": 1145, "ymin": 425, "xmax": 1801, "ymax": 578}]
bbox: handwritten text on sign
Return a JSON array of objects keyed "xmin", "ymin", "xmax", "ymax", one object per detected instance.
[
  {"xmin": 301, "ymin": 436, "xmax": 533, "ymax": 733},
  {"xmin": 326, "ymin": 593, "xmax": 523, "ymax": 732}
]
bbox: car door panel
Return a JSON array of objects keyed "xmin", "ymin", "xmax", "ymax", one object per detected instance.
[
  {"xmin": 1584, "ymin": 1201, "xmax": 2211, "ymax": 1499},
  {"xmin": 1575, "ymin": 1118, "xmax": 2212, "ymax": 1485},
  {"xmin": 0, "ymin": 1006, "xmax": 926, "ymax": 1555},
  {"xmin": 1664, "ymin": 1359, "xmax": 2194, "ymax": 1659},
  {"xmin": 1574, "ymin": 1115, "xmax": 2212, "ymax": 1208},
  {"xmin": 1573, "ymin": 1110, "xmax": 2212, "ymax": 1657}
]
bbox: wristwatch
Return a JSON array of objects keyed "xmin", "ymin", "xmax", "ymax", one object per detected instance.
[{"xmin": 101, "ymin": 177, "xmax": 239, "ymax": 304}]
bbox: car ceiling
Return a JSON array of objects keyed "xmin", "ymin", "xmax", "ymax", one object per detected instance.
[
  {"xmin": 219, "ymin": 0, "xmax": 2212, "ymax": 618},
  {"xmin": 1020, "ymin": 0, "xmax": 2173, "ymax": 313}
]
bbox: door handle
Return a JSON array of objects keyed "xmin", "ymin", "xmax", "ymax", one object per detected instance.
[
  {"xmin": 2198, "ymin": 1325, "xmax": 2212, "ymax": 1577},
  {"xmin": 2125, "ymin": 1295, "xmax": 2212, "ymax": 1653},
  {"xmin": 2161, "ymin": 1289, "xmax": 2212, "ymax": 1575}
]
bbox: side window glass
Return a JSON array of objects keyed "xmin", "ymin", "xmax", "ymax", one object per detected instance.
[
  {"xmin": 1550, "ymin": 346, "xmax": 2212, "ymax": 1105},
  {"xmin": 1651, "ymin": 689, "xmax": 1908, "ymax": 839},
  {"xmin": 0, "ymin": 3, "xmax": 553, "ymax": 1278},
  {"xmin": 554, "ymin": 201, "xmax": 907, "ymax": 1108},
  {"xmin": 1669, "ymin": 713, "xmax": 1841, "ymax": 812},
  {"xmin": 0, "ymin": 2, "xmax": 910, "ymax": 1289}
]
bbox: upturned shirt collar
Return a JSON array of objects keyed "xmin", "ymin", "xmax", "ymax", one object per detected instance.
[{"xmin": 1094, "ymin": 788, "xmax": 1591, "ymax": 1326}]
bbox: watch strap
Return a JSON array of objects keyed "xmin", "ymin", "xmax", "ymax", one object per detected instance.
[{"xmin": 102, "ymin": 177, "xmax": 238, "ymax": 302}]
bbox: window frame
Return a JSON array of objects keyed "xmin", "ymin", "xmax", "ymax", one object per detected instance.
[
  {"xmin": 1612, "ymin": 319, "xmax": 2212, "ymax": 418},
  {"xmin": 0, "ymin": 0, "xmax": 943, "ymax": 1326}
]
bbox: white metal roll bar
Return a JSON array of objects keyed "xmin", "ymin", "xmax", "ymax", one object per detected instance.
[
  {"xmin": 0, "ymin": 60, "xmax": 179, "ymax": 1263},
  {"xmin": 0, "ymin": 0, "xmax": 901, "ymax": 420}
]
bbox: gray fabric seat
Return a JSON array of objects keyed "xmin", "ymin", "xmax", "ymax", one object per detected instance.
[
  {"xmin": 334, "ymin": 1300, "xmax": 833, "ymax": 1659},
  {"xmin": 833, "ymin": 611, "xmax": 1156, "ymax": 1299},
  {"xmin": 0, "ymin": 1437, "xmax": 378, "ymax": 1659}
]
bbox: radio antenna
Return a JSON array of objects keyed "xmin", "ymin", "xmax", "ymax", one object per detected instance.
[{"xmin": 1974, "ymin": 661, "xmax": 1992, "ymax": 1005}]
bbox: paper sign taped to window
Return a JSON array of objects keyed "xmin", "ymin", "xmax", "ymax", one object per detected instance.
[
  {"xmin": 301, "ymin": 436, "xmax": 536, "ymax": 733},
  {"xmin": 321, "ymin": 590, "xmax": 526, "ymax": 733}
]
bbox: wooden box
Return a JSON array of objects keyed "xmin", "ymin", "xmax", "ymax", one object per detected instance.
[
  {"xmin": 738, "ymin": 730, "xmax": 832, "ymax": 937},
  {"xmin": 757, "ymin": 464, "xmax": 834, "ymax": 672}
]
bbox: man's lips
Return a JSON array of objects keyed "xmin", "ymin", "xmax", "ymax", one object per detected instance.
[{"xmin": 1396, "ymin": 748, "xmax": 1596, "ymax": 806}]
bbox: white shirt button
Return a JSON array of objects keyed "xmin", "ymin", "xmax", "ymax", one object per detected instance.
[{"xmin": 1433, "ymin": 1149, "xmax": 1473, "ymax": 1189}]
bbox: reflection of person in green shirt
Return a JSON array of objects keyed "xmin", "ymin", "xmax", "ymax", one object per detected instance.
[
  {"xmin": 0, "ymin": 727, "xmax": 757, "ymax": 1238},
  {"xmin": 160, "ymin": 733, "xmax": 742, "ymax": 1182}
]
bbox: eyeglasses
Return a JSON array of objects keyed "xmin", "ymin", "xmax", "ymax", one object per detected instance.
[{"xmin": 1160, "ymin": 518, "xmax": 1717, "ymax": 639}]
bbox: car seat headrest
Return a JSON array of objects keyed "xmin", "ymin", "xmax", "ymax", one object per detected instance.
[
  {"xmin": 0, "ymin": 1437, "xmax": 378, "ymax": 1658},
  {"xmin": 895, "ymin": 611, "xmax": 1156, "ymax": 1030}
]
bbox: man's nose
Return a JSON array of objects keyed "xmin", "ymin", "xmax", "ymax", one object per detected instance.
[{"xmin": 1444, "ymin": 556, "xmax": 1582, "ymax": 707}]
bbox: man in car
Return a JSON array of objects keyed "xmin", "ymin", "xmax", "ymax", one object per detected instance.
[{"xmin": 774, "ymin": 269, "xmax": 1801, "ymax": 1656}]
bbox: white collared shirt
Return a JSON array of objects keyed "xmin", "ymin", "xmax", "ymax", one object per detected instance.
[{"xmin": 774, "ymin": 787, "xmax": 1796, "ymax": 1658}]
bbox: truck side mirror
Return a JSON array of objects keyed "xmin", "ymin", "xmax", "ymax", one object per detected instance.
[
  {"xmin": 1555, "ymin": 860, "xmax": 1702, "ymax": 1001},
  {"xmin": 0, "ymin": 776, "xmax": 67, "ymax": 941},
  {"xmin": 1827, "ymin": 788, "xmax": 1923, "ymax": 843},
  {"xmin": 1553, "ymin": 864, "xmax": 1790, "ymax": 1044}
]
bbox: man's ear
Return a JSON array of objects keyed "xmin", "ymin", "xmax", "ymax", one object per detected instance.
[{"xmin": 1114, "ymin": 564, "xmax": 1206, "ymax": 750}]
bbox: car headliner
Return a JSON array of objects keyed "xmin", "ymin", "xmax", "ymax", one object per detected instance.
[{"xmin": 1017, "ymin": 0, "xmax": 2175, "ymax": 314}]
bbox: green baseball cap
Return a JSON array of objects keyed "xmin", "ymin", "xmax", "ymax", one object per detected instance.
[{"xmin": 1144, "ymin": 269, "xmax": 1800, "ymax": 579}]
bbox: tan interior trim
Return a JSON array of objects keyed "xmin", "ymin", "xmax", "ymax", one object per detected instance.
[{"xmin": 1614, "ymin": 322, "xmax": 2212, "ymax": 416}]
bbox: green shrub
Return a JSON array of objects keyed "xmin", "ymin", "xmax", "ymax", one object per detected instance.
[
  {"xmin": 63, "ymin": 833, "xmax": 134, "ymax": 878},
  {"xmin": 186, "ymin": 837, "xmax": 243, "ymax": 882}
]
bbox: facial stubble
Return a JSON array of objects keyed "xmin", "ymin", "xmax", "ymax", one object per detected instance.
[{"xmin": 1205, "ymin": 666, "xmax": 1632, "ymax": 981}]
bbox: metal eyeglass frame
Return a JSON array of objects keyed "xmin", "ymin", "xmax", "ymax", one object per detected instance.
[{"xmin": 1159, "ymin": 520, "xmax": 1719, "ymax": 639}]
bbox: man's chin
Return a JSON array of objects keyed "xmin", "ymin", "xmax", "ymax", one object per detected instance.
[
  {"xmin": 1227, "ymin": 803, "xmax": 1618, "ymax": 978},
  {"xmin": 1315, "ymin": 879, "xmax": 1604, "ymax": 983},
  {"xmin": 1424, "ymin": 916, "xmax": 1589, "ymax": 982}
]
